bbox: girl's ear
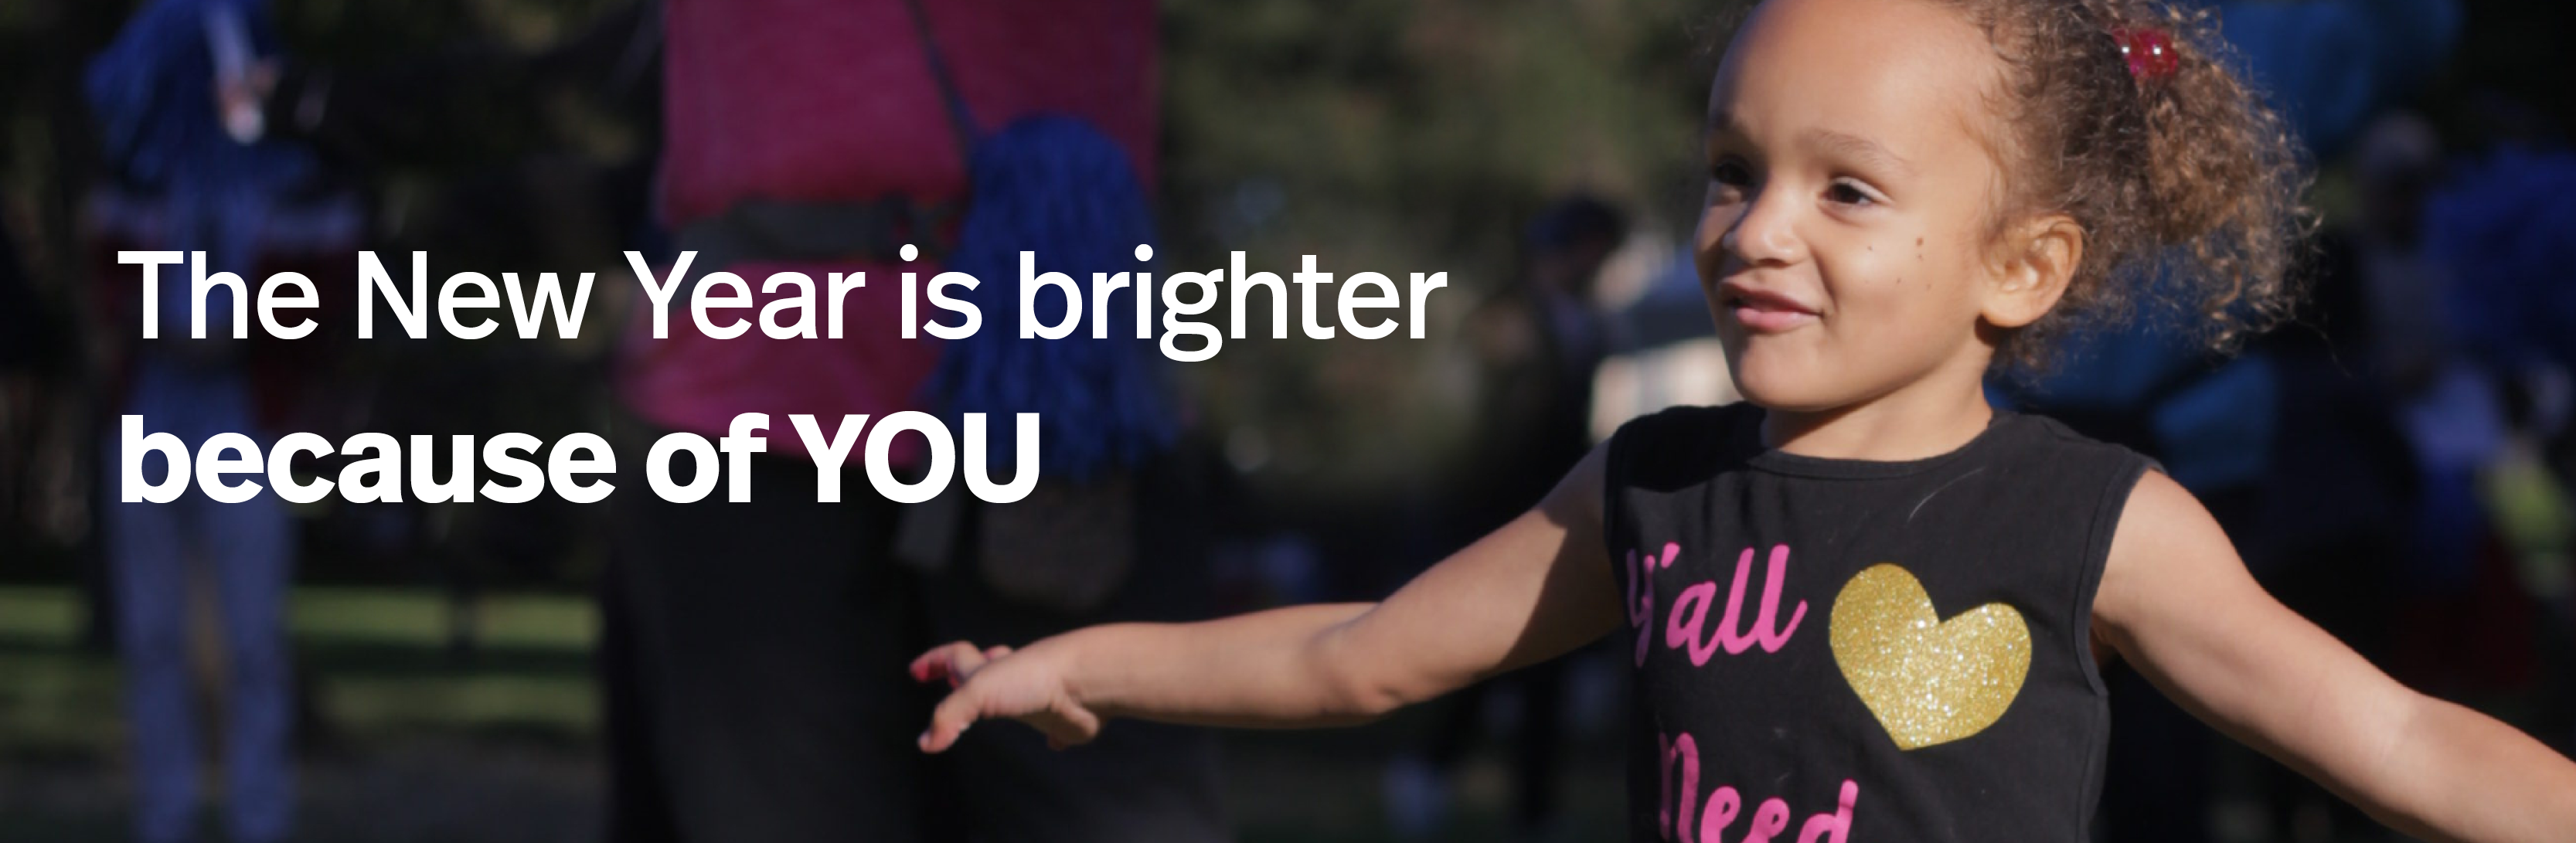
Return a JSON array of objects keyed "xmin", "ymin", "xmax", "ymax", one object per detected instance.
[{"xmin": 1982, "ymin": 215, "xmax": 2082, "ymax": 329}]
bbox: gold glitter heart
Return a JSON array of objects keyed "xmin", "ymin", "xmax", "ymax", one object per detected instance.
[{"xmin": 1828, "ymin": 564, "xmax": 2030, "ymax": 750}]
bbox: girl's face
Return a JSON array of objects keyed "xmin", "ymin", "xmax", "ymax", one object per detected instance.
[{"xmin": 1695, "ymin": 0, "xmax": 2050, "ymax": 413}]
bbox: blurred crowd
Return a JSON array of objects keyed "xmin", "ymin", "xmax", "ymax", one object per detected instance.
[{"xmin": 0, "ymin": 1, "xmax": 2571, "ymax": 843}]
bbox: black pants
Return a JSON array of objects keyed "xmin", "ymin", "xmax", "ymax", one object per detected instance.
[{"xmin": 604, "ymin": 421, "xmax": 1230, "ymax": 843}]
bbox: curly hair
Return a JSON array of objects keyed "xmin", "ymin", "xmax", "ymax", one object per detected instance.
[{"xmin": 1708, "ymin": 0, "xmax": 2313, "ymax": 372}]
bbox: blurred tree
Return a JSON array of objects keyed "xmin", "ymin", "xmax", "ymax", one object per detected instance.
[{"xmin": 1158, "ymin": 0, "xmax": 1711, "ymax": 504}]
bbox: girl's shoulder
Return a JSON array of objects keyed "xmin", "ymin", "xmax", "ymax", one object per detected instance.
[
  {"xmin": 1600, "ymin": 403, "xmax": 1764, "ymax": 495},
  {"xmin": 1602, "ymin": 403, "xmax": 2152, "ymax": 493},
  {"xmin": 2002, "ymin": 413, "xmax": 2163, "ymax": 494}
]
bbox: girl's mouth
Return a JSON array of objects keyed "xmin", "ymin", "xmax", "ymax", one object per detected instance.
[{"xmin": 1718, "ymin": 283, "xmax": 1820, "ymax": 333}]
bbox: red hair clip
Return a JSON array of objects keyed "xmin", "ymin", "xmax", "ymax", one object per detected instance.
[{"xmin": 2111, "ymin": 26, "xmax": 2180, "ymax": 82}]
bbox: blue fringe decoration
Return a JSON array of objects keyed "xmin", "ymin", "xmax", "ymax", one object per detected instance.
[
  {"xmin": 927, "ymin": 116, "xmax": 1178, "ymax": 480},
  {"xmin": 87, "ymin": 0, "xmax": 317, "ymax": 273},
  {"xmin": 2426, "ymin": 148, "xmax": 2576, "ymax": 372}
]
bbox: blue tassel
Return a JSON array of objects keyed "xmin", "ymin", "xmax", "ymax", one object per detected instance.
[
  {"xmin": 927, "ymin": 116, "xmax": 1178, "ymax": 481},
  {"xmin": 2426, "ymin": 148, "xmax": 2576, "ymax": 371}
]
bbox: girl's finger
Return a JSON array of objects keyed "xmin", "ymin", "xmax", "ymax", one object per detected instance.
[
  {"xmin": 909, "ymin": 641, "xmax": 989, "ymax": 685},
  {"xmin": 1035, "ymin": 700, "xmax": 1103, "ymax": 750},
  {"xmin": 907, "ymin": 642, "xmax": 958, "ymax": 681},
  {"xmin": 918, "ymin": 685, "xmax": 985, "ymax": 753}
]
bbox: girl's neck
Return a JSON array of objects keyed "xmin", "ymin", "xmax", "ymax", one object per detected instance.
[{"xmin": 1756, "ymin": 372, "xmax": 1996, "ymax": 462}]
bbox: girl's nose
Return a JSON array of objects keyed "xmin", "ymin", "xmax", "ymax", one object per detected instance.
[{"xmin": 1716, "ymin": 186, "xmax": 1802, "ymax": 268}]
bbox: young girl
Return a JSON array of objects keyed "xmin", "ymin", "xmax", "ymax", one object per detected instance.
[{"xmin": 910, "ymin": 0, "xmax": 2576, "ymax": 838}]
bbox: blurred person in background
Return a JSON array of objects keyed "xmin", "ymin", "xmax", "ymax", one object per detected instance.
[
  {"xmin": 2210, "ymin": 110, "xmax": 2451, "ymax": 843},
  {"xmin": 2418, "ymin": 93, "xmax": 2576, "ymax": 759},
  {"xmin": 0, "ymin": 203, "xmax": 70, "ymax": 551},
  {"xmin": 604, "ymin": 2, "xmax": 1227, "ymax": 841},
  {"xmin": 1386, "ymin": 195, "xmax": 1625, "ymax": 842},
  {"xmin": 80, "ymin": 0, "xmax": 358, "ymax": 840},
  {"xmin": 2353, "ymin": 114, "xmax": 2510, "ymax": 620},
  {"xmin": 264, "ymin": 2, "xmax": 665, "ymax": 660}
]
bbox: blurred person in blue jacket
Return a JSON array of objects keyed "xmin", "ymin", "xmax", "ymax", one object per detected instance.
[{"xmin": 83, "ymin": 1, "xmax": 344, "ymax": 841}]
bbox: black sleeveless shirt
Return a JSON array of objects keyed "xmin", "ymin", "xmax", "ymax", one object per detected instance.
[{"xmin": 1601, "ymin": 403, "xmax": 2153, "ymax": 842}]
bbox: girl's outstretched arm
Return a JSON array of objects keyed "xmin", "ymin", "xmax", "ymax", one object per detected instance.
[
  {"xmin": 913, "ymin": 444, "xmax": 1624, "ymax": 753},
  {"xmin": 2094, "ymin": 471, "xmax": 2576, "ymax": 843}
]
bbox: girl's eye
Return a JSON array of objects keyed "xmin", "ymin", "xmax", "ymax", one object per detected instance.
[
  {"xmin": 1826, "ymin": 178, "xmax": 1880, "ymax": 206},
  {"xmin": 1710, "ymin": 158, "xmax": 1753, "ymax": 188}
]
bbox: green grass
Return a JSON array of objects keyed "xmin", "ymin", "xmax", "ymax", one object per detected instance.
[
  {"xmin": 0, "ymin": 586, "xmax": 599, "ymax": 756},
  {"xmin": 0, "ymin": 588, "xmax": 83, "ymax": 644},
  {"xmin": 1, "ymin": 586, "xmax": 605, "ymax": 842},
  {"xmin": 0, "ymin": 585, "xmax": 597, "ymax": 654},
  {"xmin": 0, "ymin": 586, "xmax": 1635, "ymax": 843},
  {"xmin": 288, "ymin": 587, "xmax": 594, "ymax": 653}
]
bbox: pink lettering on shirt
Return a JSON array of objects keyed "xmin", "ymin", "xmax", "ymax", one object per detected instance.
[
  {"xmin": 1629, "ymin": 542, "xmax": 1679, "ymax": 667},
  {"xmin": 1697, "ymin": 784, "xmax": 1742, "ymax": 843},
  {"xmin": 1724, "ymin": 546, "xmax": 1808, "ymax": 654},
  {"xmin": 1796, "ymin": 781, "xmax": 1858, "ymax": 843},
  {"xmin": 1742, "ymin": 798, "xmax": 1792, "ymax": 842},
  {"xmin": 1666, "ymin": 545, "xmax": 1809, "ymax": 665},
  {"xmin": 1659, "ymin": 730, "xmax": 1701, "ymax": 842},
  {"xmin": 1658, "ymin": 729, "xmax": 1860, "ymax": 843}
]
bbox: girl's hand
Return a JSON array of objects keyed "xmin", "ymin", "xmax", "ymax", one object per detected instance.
[
  {"xmin": 909, "ymin": 641, "xmax": 1104, "ymax": 753},
  {"xmin": 898, "ymin": 443, "xmax": 1620, "ymax": 749},
  {"xmin": 2097, "ymin": 471, "xmax": 2576, "ymax": 841}
]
